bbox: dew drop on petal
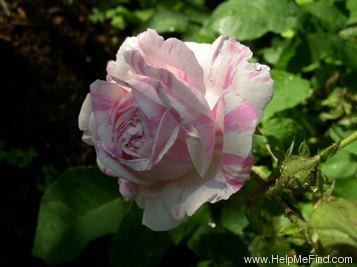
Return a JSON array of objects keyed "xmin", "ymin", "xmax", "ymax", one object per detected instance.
[{"xmin": 255, "ymin": 63, "xmax": 262, "ymax": 71}]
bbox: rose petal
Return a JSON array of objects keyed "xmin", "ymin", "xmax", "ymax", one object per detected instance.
[
  {"xmin": 95, "ymin": 147, "xmax": 152, "ymax": 185},
  {"xmin": 106, "ymin": 36, "xmax": 137, "ymax": 82},
  {"xmin": 187, "ymin": 36, "xmax": 273, "ymax": 117},
  {"xmin": 141, "ymin": 196, "xmax": 181, "ymax": 231},
  {"xmin": 124, "ymin": 49, "xmax": 211, "ymax": 119},
  {"xmin": 161, "ymin": 156, "xmax": 237, "ymax": 221},
  {"xmin": 118, "ymin": 178, "xmax": 138, "ymax": 200},
  {"xmin": 78, "ymin": 93, "xmax": 94, "ymax": 145},
  {"xmin": 219, "ymin": 89, "xmax": 257, "ymax": 186},
  {"xmin": 150, "ymin": 110, "xmax": 181, "ymax": 165},
  {"xmin": 97, "ymin": 157, "xmax": 116, "ymax": 177},
  {"xmin": 132, "ymin": 89, "xmax": 165, "ymax": 134},
  {"xmin": 236, "ymin": 62, "xmax": 274, "ymax": 119},
  {"xmin": 137, "ymin": 29, "xmax": 205, "ymax": 94},
  {"xmin": 120, "ymin": 75, "xmax": 216, "ymax": 177}
]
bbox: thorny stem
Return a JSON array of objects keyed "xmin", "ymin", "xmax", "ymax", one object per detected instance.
[
  {"xmin": 319, "ymin": 130, "xmax": 357, "ymax": 162},
  {"xmin": 339, "ymin": 130, "xmax": 357, "ymax": 149},
  {"xmin": 272, "ymin": 195, "xmax": 307, "ymax": 228},
  {"xmin": 264, "ymin": 131, "xmax": 357, "ymax": 229}
]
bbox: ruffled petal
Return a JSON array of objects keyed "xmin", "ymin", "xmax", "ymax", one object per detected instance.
[
  {"xmin": 235, "ymin": 61, "xmax": 274, "ymax": 119},
  {"xmin": 78, "ymin": 94, "xmax": 94, "ymax": 145},
  {"xmin": 106, "ymin": 36, "xmax": 138, "ymax": 82},
  {"xmin": 188, "ymin": 36, "xmax": 274, "ymax": 117},
  {"xmin": 124, "ymin": 49, "xmax": 211, "ymax": 118},
  {"xmin": 132, "ymin": 89, "xmax": 165, "ymax": 133},
  {"xmin": 90, "ymin": 80, "xmax": 128, "ymax": 125},
  {"xmin": 137, "ymin": 29, "xmax": 205, "ymax": 94},
  {"xmin": 160, "ymin": 156, "xmax": 237, "ymax": 221},
  {"xmin": 118, "ymin": 79, "xmax": 215, "ymax": 177},
  {"xmin": 95, "ymin": 147, "xmax": 152, "ymax": 185}
]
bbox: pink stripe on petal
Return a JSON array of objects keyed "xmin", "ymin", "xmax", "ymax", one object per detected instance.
[
  {"xmin": 91, "ymin": 93, "xmax": 116, "ymax": 111},
  {"xmin": 260, "ymin": 76, "xmax": 273, "ymax": 83},
  {"xmin": 222, "ymin": 153, "xmax": 254, "ymax": 167},
  {"xmin": 248, "ymin": 70, "xmax": 262, "ymax": 79},
  {"xmin": 137, "ymin": 29, "xmax": 205, "ymax": 94},
  {"xmin": 223, "ymin": 62, "xmax": 235, "ymax": 89},
  {"xmin": 223, "ymin": 173, "xmax": 244, "ymax": 189},
  {"xmin": 224, "ymin": 100, "xmax": 257, "ymax": 133}
]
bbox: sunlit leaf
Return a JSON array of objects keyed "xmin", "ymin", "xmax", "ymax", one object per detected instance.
[
  {"xmin": 320, "ymin": 149, "xmax": 357, "ymax": 180},
  {"xmin": 205, "ymin": 0, "xmax": 297, "ymax": 40},
  {"xmin": 303, "ymin": 1, "xmax": 348, "ymax": 32},
  {"xmin": 346, "ymin": 0, "xmax": 357, "ymax": 25},
  {"xmin": 263, "ymin": 70, "xmax": 310, "ymax": 119},
  {"xmin": 262, "ymin": 117, "xmax": 306, "ymax": 150},
  {"xmin": 33, "ymin": 167, "xmax": 131, "ymax": 264},
  {"xmin": 144, "ymin": 9, "xmax": 188, "ymax": 33}
]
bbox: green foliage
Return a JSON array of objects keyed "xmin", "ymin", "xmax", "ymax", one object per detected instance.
[
  {"xmin": 33, "ymin": 0, "xmax": 357, "ymax": 266},
  {"xmin": 203, "ymin": 0, "xmax": 298, "ymax": 41},
  {"xmin": 0, "ymin": 140, "xmax": 38, "ymax": 168},
  {"xmin": 310, "ymin": 198, "xmax": 357, "ymax": 256},
  {"xmin": 109, "ymin": 206, "xmax": 172, "ymax": 267},
  {"xmin": 33, "ymin": 167, "xmax": 132, "ymax": 264},
  {"xmin": 263, "ymin": 70, "xmax": 310, "ymax": 120}
]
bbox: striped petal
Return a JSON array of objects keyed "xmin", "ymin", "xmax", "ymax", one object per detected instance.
[{"xmin": 137, "ymin": 29, "xmax": 205, "ymax": 94}]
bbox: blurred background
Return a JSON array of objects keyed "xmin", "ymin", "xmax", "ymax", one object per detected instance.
[{"xmin": 1, "ymin": 0, "xmax": 356, "ymax": 266}]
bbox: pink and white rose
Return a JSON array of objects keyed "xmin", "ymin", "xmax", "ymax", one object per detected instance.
[{"xmin": 78, "ymin": 29, "xmax": 273, "ymax": 231}]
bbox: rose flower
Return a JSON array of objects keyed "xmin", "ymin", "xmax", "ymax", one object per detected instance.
[{"xmin": 79, "ymin": 29, "xmax": 274, "ymax": 230}]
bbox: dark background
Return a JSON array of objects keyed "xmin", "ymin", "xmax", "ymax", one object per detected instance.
[{"xmin": 0, "ymin": 1, "xmax": 120, "ymax": 266}]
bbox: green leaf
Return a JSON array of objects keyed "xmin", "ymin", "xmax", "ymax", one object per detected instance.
[
  {"xmin": 144, "ymin": 9, "xmax": 188, "ymax": 33},
  {"xmin": 220, "ymin": 204, "xmax": 249, "ymax": 236},
  {"xmin": 305, "ymin": 33, "xmax": 357, "ymax": 71},
  {"xmin": 263, "ymin": 37, "xmax": 288, "ymax": 65},
  {"xmin": 205, "ymin": 0, "xmax": 298, "ymax": 40},
  {"xmin": 320, "ymin": 149, "xmax": 357, "ymax": 180},
  {"xmin": 263, "ymin": 70, "xmax": 310, "ymax": 120},
  {"xmin": 306, "ymin": 33, "xmax": 340, "ymax": 63},
  {"xmin": 320, "ymin": 149, "xmax": 357, "ymax": 200},
  {"xmin": 298, "ymin": 141, "xmax": 311, "ymax": 157},
  {"xmin": 346, "ymin": 0, "xmax": 357, "ymax": 25},
  {"xmin": 33, "ymin": 167, "xmax": 131, "ymax": 264},
  {"xmin": 187, "ymin": 226, "xmax": 251, "ymax": 266},
  {"xmin": 262, "ymin": 117, "xmax": 306, "ymax": 150},
  {"xmin": 310, "ymin": 198, "xmax": 357, "ymax": 255},
  {"xmin": 278, "ymin": 224, "xmax": 301, "ymax": 236},
  {"xmin": 169, "ymin": 204, "xmax": 212, "ymax": 245},
  {"xmin": 109, "ymin": 205, "xmax": 172, "ymax": 267},
  {"xmin": 303, "ymin": 1, "xmax": 348, "ymax": 32}
]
